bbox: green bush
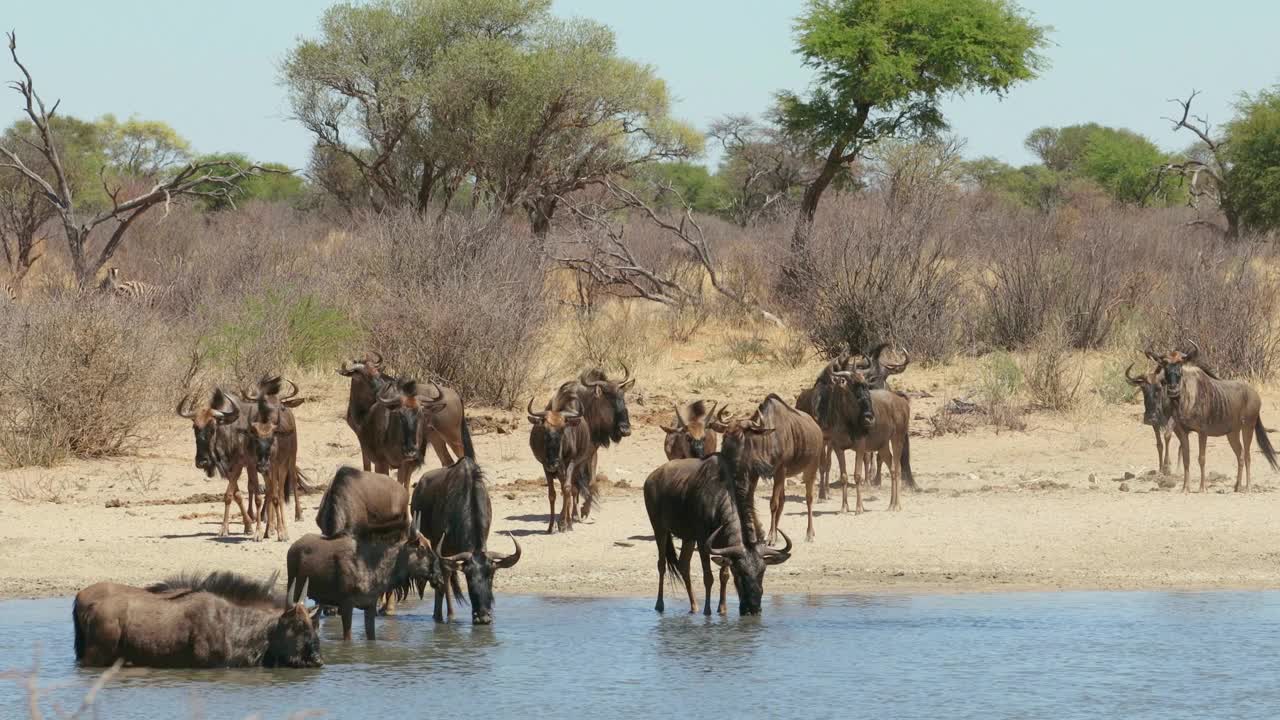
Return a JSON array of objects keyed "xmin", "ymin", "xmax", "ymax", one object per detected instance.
[{"xmin": 203, "ymin": 290, "xmax": 358, "ymax": 380}]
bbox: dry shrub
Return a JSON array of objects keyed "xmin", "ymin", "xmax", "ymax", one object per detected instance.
[
  {"xmin": 567, "ymin": 303, "xmax": 653, "ymax": 371},
  {"xmin": 1094, "ymin": 355, "xmax": 1138, "ymax": 405},
  {"xmin": 805, "ymin": 193, "xmax": 966, "ymax": 363},
  {"xmin": 0, "ymin": 296, "xmax": 186, "ymax": 466},
  {"xmin": 350, "ymin": 210, "xmax": 549, "ymax": 407},
  {"xmin": 1022, "ymin": 321, "xmax": 1083, "ymax": 411},
  {"xmin": 975, "ymin": 352, "xmax": 1026, "ymax": 432},
  {"xmin": 1140, "ymin": 249, "xmax": 1280, "ymax": 379}
]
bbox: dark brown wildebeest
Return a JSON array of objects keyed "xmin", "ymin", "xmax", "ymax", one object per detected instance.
[
  {"xmin": 176, "ymin": 387, "xmax": 260, "ymax": 536},
  {"xmin": 243, "ymin": 390, "xmax": 305, "ymax": 542},
  {"xmin": 1155, "ymin": 341, "xmax": 1279, "ymax": 493},
  {"xmin": 338, "ymin": 352, "xmax": 394, "ymax": 472},
  {"xmin": 548, "ymin": 366, "xmax": 636, "ymax": 520},
  {"xmin": 412, "ymin": 417, "xmax": 522, "ymax": 625},
  {"xmin": 826, "ymin": 368, "xmax": 914, "ymax": 514},
  {"xmin": 1127, "ymin": 356, "xmax": 1184, "ymax": 476},
  {"xmin": 528, "ymin": 395, "xmax": 592, "ymax": 533},
  {"xmin": 357, "ymin": 378, "xmax": 447, "ymax": 513},
  {"xmin": 644, "ymin": 410, "xmax": 793, "ymax": 616},
  {"xmin": 314, "ymin": 466, "xmax": 410, "ymax": 539},
  {"xmin": 244, "ymin": 376, "xmax": 309, "ymax": 522},
  {"xmin": 73, "ymin": 572, "xmax": 322, "ymax": 668},
  {"xmin": 661, "ymin": 400, "xmax": 720, "ymax": 460},
  {"xmin": 287, "ymin": 512, "xmax": 442, "ymax": 640},
  {"xmin": 742, "ymin": 394, "xmax": 822, "ymax": 543}
]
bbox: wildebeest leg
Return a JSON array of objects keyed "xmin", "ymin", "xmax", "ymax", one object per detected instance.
[
  {"xmin": 768, "ymin": 470, "xmax": 786, "ymax": 545},
  {"xmin": 1153, "ymin": 425, "xmax": 1166, "ymax": 475},
  {"xmin": 654, "ymin": 531, "xmax": 668, "ymax": 613},
  {"xmin": 273, "ymin": 470, "xmax": 290, "ymax": 542},
  {"xmin": 581, "ymin": 453, "xmax": 599, "ymax": 519},
  {"xmin": 838, "ymin": 447, "xmax": 851, "ymax": 513},
  {"xmin": 717, "ymin": 562, "xmax": 729, "ymax": 615},
  {"xmin": 340, "ymin": 604, "xmax": 354, "ymax": 641},
  {"xmin": 1228, "ymin": 429, "xmax": 1244, "ymax": 493},
  {"xmin": 804, "ymin": 461, "xmax": 816, "ymax": 542},
  {"xmin": 445, "ymin": 574, "xmax": 456, "ymax": 620},
  {"xmin": 292, "ymin": 465, "xmax": 303, "ymax": 521},
  {"xmin": 545, "ymin": 471, "xmax": 558, "ymax": 534},
  {"xmin": 427, "ymin": 431, "xmax": 455, "ymax": 468},
  {"xmin": 364, "ymin": 605, "xmax": 378, "ymax": 640},
  {"xmin": 853, "ymin": 450, "xmax": 866, "ymax": 515},
  {"xmin": 887, "ymin": 440, "xmax": 903, "ymax": 512},
  {"xmin": 360, "ymin": 444, "xmax": 372, "ymax": 472},
  {"xmin": 1197, "ymin": 432, "xmax": 1208, "ymax": 493},
  {"xmin": 1242, "ymin": 421, "xmax": 1255, "ymax": 491},
  {"xmin": 433, "ymin": 586, "xmax": 446, "ymax": 622},
  {"xmin": 677, "ymin": 541, "xmax": 697, "ymax": 613},
  {"xmin": 560, "ymin": 462, "xmax": 575, "ymax": 531},
  {"xmin": 1180, "ymin": 433, "xmax": 1192, "ymax": 494},
  {"xmin": 397, "ymin": 464, "xmax": 413, "ymax": 517},
  {"xmin": 871, "ymin": 453, "xmax": 882, "ymax": 488},
  {"xmin": 246, "ymin": 465, "xmax": 262, "ymax": 523},
  {"xmin": 697, "ymin": 545, "xmax": 714, "ymax": 616},
  {"xmin": 818, "ymin": 440, "xmax": 831, "ymax": 501}
]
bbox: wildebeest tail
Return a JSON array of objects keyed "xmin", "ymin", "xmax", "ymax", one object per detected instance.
[
  {"xmin": 661, "ymin": 535, "xmax": 686, "ymax": 594},
  {"xmin": 573, "ymin": 464, "xmax": 597, "ymax": 512},
  {"xmin": 460, "ymin": 415, "xmax": 476, "ymax": 463},
  {"xmin": 901, "ymin": 433, "xmax": 918, "ymax": 490},
  {"xmin": 1256, "ymin": 415, "xmax": 1280, "ymax": 471}
]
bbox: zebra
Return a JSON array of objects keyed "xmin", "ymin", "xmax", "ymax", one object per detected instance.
[{"xmin": 101, "ymin": 267, "xmax": 170, "ymax": 307}]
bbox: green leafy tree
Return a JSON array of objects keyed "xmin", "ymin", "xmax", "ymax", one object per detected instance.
[
  {"xmin": 1225, "ymin": 87, "xmax": 1280, "ymax": 234},
  {"xmin": 190, "ymin": 153, "xmax": 301, "ymax": 210},
  {"xmin": 1079, "ymin": 128, "xmax": 1180, "ymax": 206},
  {"xmin": 778, "ymin": 0, "xmax": 1049, "ymax": 265},
  {"xmin": 640, "ymin": 161, "xmax": 726, "ymax": 214},
  {"xmin": 96, "ymin": 114, "xmax": 192, "ymax": 178}
]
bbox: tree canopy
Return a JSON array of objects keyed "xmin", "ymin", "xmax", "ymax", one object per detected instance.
[{"xmin": 1225, "ymin": 87, "xmax": 1280, "ymax": 234}]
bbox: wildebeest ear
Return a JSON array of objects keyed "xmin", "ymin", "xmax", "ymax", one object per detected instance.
[
  {"xmin": 659, "ymin": 425, "xmax": 680, "ymax": 435},
  {"xmin": 283, "ymin": 397, "xmax": 305, "ymax": 408},
  {"xmin": 747, "ymin": 426, "xmax": 776, "ymax": 436}
]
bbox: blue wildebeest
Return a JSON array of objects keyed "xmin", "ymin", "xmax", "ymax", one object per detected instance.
[
  {"xmin": 1127, "ymin": 353, "xmax": 1183, "ymax": 476},
  {"xmin": 528, "ymin": 393, "xmax": 592, "ymax": 533},
  {"xmin": 177, "ymin": 387, "xmax": 261, "ymax": 536},
  {"xmin": 661, "ymin": 400, "xmax": 721, "ymax": 460}
]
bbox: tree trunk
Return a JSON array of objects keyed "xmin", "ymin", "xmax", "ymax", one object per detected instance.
[
  {"xmin": 528, "ymin": 196, "xmax": 558, "ymax": 240},
  {"xmin": 781, "ymin": 143, "xmax": 847, "ymax": 300}
]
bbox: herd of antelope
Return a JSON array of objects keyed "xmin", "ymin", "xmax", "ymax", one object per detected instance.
[{"xmin": 71, "ymin": 339, "xmax": 1279, "ymax": 668}]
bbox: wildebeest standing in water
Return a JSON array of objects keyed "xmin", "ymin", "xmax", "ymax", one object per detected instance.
[
  {"xmin": 661, "ymin": 400, "xmax": 720, "ymax": 460},
  {"xmin": 527, "ymin": 394, "xmax": 592, "ymax": 532},
  {"xmin": 413, "ymin": 416, "xmax": 522, "ymax": 624},
  {"xmin": 73, "ymin": 572, "xmax": 322, "ymax": 668},
  {"xmin": 176, "ymin": 387, "xmax": 260, "ymax": 536},
  {"xmin": 1155, "ymin": 341, "xmax": 1279, "ymax": 493},
  {"xmin": 549, "ymin": 366, "xmax": 636, "ymax": 520},
  {"xmin": 288, "ymin": 512, "xmax": 442, "ymax": 640},
  {"xmin": 358, "ymin": 378, "xmax": 447, "ymax": 514},
  {"xmin": 744, "ymin": 394, "xmax": 822, "ymax": 543},
  {"xmin": 338, "ymin": 352, "xmax": 394, "ymax": 472},
  {"xmin": 1127, "ymin": 354, "xmax": 1183, "ymax": 475},
  {"xmin": 644, "ymin": 411, "xmax": 793, "ymax": 616},
  {"xmin": 244, "ymin": 378, "xmax": 307, "ymax": 541}
]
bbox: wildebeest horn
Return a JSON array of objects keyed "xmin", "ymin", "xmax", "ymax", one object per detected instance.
[
  {"xmin": 338, "ymin": 360, "xmax": 360, "ymax": 376},
  {"xmin": 280, "ymin": 379, "xmax": 300, "ymax": 401},
  {"xmin": 882, "ymin": 346, "xmax": 910, "ymax": 373},
  {"xmin": 527, "ymin": 397, "xmax": 547, "ymax": 422},
  {"xmin": 1124, "ymin": 363, "xmax": 1144, "ymax": 386},
  {"xmin": 761, "ymin": 529, "xmax": 793, "ymax": 565},
  {"xmin": 297, "ymin": 578, "xmax": 310, "ymax": 604},
  {"xmin": 419, "ymin": 380, "xmax": 443, "ymax": 402},
  {"xmin": 210, "ymin": 388, "xmax": 239, "ymax": 422},
  {"xmin": 176, "ymin": 395, "xmax": 197, "ymax": 419},
  {"xmin": 489, "ymin": 532, "xmax": 522, "ymax": 568},
  {"xmin": 672, "ymin": 403, "xmax": 687, "ymax": 428},
  {"xmin": 1184, "ymin": 339, "xmax": 1200, "ymax": 362},
  {"xmin": 378, "ymin": 384, "xmax": 403, "ymax": 407},
  {"xmin": 284, "ymin": 579, "xmax": 295, "ymax": 609},
  {"xmin": 708, "ymin": 524, "xmax": 745, "ymax": 559},
  {"xmin": 368, "ymin": 350, "xmax": 383, "ymax": 365}
]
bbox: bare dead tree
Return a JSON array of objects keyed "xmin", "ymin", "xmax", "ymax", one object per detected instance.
[
  {"xmin": 0, "ymin": 179, "xmax": 50, "ymax": 294},
  {"xmin": 1157, "ymin": 90, "xmax": 1240, "ymax": 240},
  {"xmin": 552, "ymin": 180, "xmax": 784, "ymax": 327},
  {"xmin": 708, "ymin": 114, "xmax": 817, "ymax": 226},
  {"xmin": 0, "ymin": 32, "xmax": 271, "ymax": 286}
]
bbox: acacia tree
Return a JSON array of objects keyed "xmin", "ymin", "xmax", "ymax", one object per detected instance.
[
  {"xmin": 0, "ymin": 33, "xmax": 265, "ymax": 286},
  {"xmin": 778, "ymin": 0, "xmax": 1048, "ymax": 267}
]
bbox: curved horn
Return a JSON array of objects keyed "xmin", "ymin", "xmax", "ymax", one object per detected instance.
[
  {"xmin": 176, "ymin": 395, "xmax": 197, "ymax": 419},
  {"xmin": 1184, "ymin": 339, "xmax": 1200, "ymax": 362},
  {"xmin": 284, "ymin": 579, "xmax": 294, "ymax": 609},
  {"xmin": 527, "ymin": 397, "xmax": 548, "ymax": 421},
  {"xmin": 490, "ymin": 533, "xmax": 522, "ymax": 568},
  {"xmin": 708, "ymin": 524, "xmax": 745, "ymax": 559},
  {"xmin": 620, "ymin": 363, "xmax": 631, "ymax": 384},
  {"xmin": 761, "ymin": 529, "xmax": 793, "ymax": 565},
  {"xmin": 368, "ymin": 350, "xmax": 384, "ymax": 365},
  {"xmin": 421, "ymin": 380, "xmax": 443, "ymax": 402},
  {"xmin": 882, "ymin": 346, "xmax": 910, "ymax": 373},
  {"xmin": 297, "ymin": 577, "xmax": 310, "ymax": 604},
  {"xmin": 1124, "ymin": 363, "xmax": 1144, "ymax": 386},
  {"xmin": 338, "ymin": 360, "xmax": 361, "ymax": 376},
  {"xmin": 673, "ymin": 403, "xmax": 687, "ymax": 429},
  {"xmin": 444, "ymin": 549, "xmax": 472, "ymax": 564},
  {"xmin": 280, "ymin": 379, "xmax": 300, "ymax": 401},
  {"xmin": 377, "ymin": 384, "xmax": 403, "ymax": 408}
]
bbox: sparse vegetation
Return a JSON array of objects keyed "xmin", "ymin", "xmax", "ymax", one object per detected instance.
[{"xmin": 1023, "ymin": 322, "xmax": 1083, "ymax": 411}]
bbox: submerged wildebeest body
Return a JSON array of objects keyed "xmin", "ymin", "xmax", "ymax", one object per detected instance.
[
  {"xmin": 1127, "ymin": 356, "xmax": 1184, "ymax": 476},
  {"xmin": 745, "ymin": 394, "xmax": 822, "ymax": 543},
  {"xmin": 644, "ymin": 413, "xmax": 793, "ymax": 616},
  {"xmin": 177, "ymin": 388, "xmax": 260, "ymax": 536},
  {"xmin": 546, "ymin": 367, "xmax": 636, "ymax": 520},
  {"xmin": 528, "ymin": 394, "xmax": 593, "ymax": 532},
  {"xmin": 338, "ymin": 352, "xmax": 394, "ymax": 472},
  {"xmin": 357, "ymin": 378, "xmax": 447, "ymax": 514},
  {"xmin": 287, "ymin": 514, "xmax": 441, "ymax": 640},
  {"xmin": 661, "ymin": 400, "xmax": 720, "ymax": 460},
  {"xmin": 244, "ymin": 384, "xmax": 305, "ymax": 542},
  {"xmin": 73, "ymin": 572, "xmax": 322, "ymax": 668},
  {"xmin": 1156, "ymin": 342, "xmax": 1279, "ymax": 493},
  {"xmin": 314, "ymin": 467, "xmax": 410, "ymax": 539},
  {"xmin": 412, "ymin": 417, "xmax": 521, "ymax": 625}
]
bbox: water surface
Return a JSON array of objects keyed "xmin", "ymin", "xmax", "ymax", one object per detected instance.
[{"xmin": 2, "ymin": 591, "xmax": 1278, "ymax": 719}]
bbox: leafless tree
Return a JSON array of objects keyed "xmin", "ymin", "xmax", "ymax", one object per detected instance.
[
  {"xmin": 551, "ymin": 180, "xmax": 783, "ymax": 327},
  {"xmin": 0, "ymin": 173, "xmax": 50, "ymax": 293},
  {"xmin": 1158, "ymin": 90, "xmax": 1240, "ymax": 240},
  {"xmin": 0, "ymin": 33, "xmax": 268, "ymax": 286},
  {"xmin": 708, "ymin": 114, "xmax": 817, "ymax": 226}
]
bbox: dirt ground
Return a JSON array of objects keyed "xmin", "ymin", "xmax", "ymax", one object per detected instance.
[{"xmin": 5, "ymin": 349, "xmax": 1280, "ymax": 601}]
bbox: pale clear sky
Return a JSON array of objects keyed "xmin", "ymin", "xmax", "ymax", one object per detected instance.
[{"xmin": 2, "ymin": 0, "xmax": 1276, "ymax": 170}]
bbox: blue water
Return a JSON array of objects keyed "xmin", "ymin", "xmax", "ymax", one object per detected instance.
[{"xmin": 2, "ymin": 591, "xmax": 1278, "ymax": 719}]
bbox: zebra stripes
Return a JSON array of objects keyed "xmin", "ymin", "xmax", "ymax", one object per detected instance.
[{"xmin": 104, "ymin": 267, "xmax": 170, "ymax": 307}]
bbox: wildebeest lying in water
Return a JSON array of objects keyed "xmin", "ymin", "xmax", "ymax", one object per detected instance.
[
  {"xmin": 644, "ymin": 410, "xmax": 793, "ymax": 616},
  {"xmin": 73, "ymin": 571, "xmax": 322, "ymax": 668},
  {"xmin": 413, "ymin": 415, "xmax": 521, "ymax": 624},
  {"xmin": 287, "ymin": 513, "xmax": 443, "ymax": 640}
]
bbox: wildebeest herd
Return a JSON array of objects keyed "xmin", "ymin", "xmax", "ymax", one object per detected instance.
[{"xmin": 71, "ymin": 341, "xmax": 1278, "ymax": 668}]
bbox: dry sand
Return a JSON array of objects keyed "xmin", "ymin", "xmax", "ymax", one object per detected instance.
[{"xmin": 4, "ymin": 353, "xmax": 1280, "ymax": 600}]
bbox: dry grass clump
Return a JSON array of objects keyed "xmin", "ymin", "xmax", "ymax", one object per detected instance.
[{"xmin": 1022, "ymin": 321, "xmax": 1083, "ymax": 411}]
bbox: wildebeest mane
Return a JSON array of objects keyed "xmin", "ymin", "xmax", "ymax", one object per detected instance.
[
  {"xmin": 1185, "ymin": 367, "xmax": 1234, "ymax": 427},
  {"xmin": 147, "ymin": 570, "xmax": 283, "ymax": 605}
]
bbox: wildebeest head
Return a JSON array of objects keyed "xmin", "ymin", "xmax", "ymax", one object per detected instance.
[
  {"xmin": 1127, "ymin": 356, "xmax": 1170, "ymax": 426},
  {"xmin": 441, "ymin": 532, "xmax": 522, "ymax": 625},
  {"xmin": 830, "ymin": 368, "xmax": 875, "ymax": 427},
  {"xmin": 1157, "ymin": 341, "xmax": 1200, "ymax": 399},
  {"xmin": 580, "ymin": 366, "xmax": 635, "ymax": 442},
  {"xmin": 661, "ymin": 400, "xmax": 718, "ymax": 459},
  {"xmin": 177, "ymin": 388, "xmax": 240, "ymax": 477},
  {"xmin": 377, "ymin": 379, "xmax": 444, "ymax": 463},
  {"xmin": 337, "ymin": 351, "xmax": 393, "ymax": 390},
  {"xmin": 707, "ymin": 524, "xmax": 792, "ymax": 617},
  {"xmin": 863, "ymin": 344, "xmax": 910, "ymax": 389},
  {"xmin": 265, "ymin": 578, "xmax": 323, "ymax": 668},
  {"xmin": 527, "ymin": 397, "xmax": 583, "ymax": 472}
]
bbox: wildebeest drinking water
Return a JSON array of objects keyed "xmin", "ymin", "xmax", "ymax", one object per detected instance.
[
  {"xmin": 176, "ymin": 387, "xmax": 260, "ymax": 536},
  {"xmin": 1154, "ymin": 341, "xmax": 1279, "ymax": 493},
  {"xmin": 413, "ymin": 415, "xmax": 521, "ymax": 624},
  {"xmin": 73, "ymin": 571, "xmax": 322, "ymax": 668},
  {"xmin": 644, "ymin": 410, "xmax": 793, "ymax": 616}
]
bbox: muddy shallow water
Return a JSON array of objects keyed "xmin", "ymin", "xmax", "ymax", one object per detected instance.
[{"xmin": 2, "ymin": 591, "xmax": 1278, "ymax": 719}]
